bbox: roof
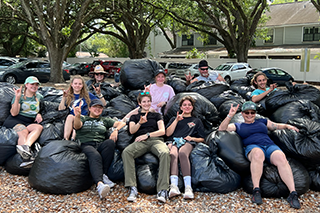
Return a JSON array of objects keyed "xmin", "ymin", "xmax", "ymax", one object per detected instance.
[{"xmin": 266, "ymin": 1, "xmax": 320, "ymax": 27}]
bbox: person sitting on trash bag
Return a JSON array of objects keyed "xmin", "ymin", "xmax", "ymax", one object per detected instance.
[
  {"xmin": 166, "ymin": 95, "xmax": 205, "ymax": 200},
  {"xmin": 73, "ymin": 98, "xmax": 126, "ymax": 199},
  {"xmin": 218, "ymin": 101, "xmax": 301, "ymax": 209},
  {"xmin": 58, "ymin": 75, "xmax": 106, "ymax": 141},
  {"xmin": 185, "ymin": 59, "xmax": 225, "ymax": 85},
  {"xmin": 251, "ymin": 71, "xmax": 278, "ymax": 103},
  {"xmin": 3, "ymin": 76, "xmax": 43, "ymax": 168},
  {"xmin": 122, "ymin": 92, "xmax": 170, "ymax": 203},
  {"xmin": 86, "ymin": 64, "xmax": 117, "ymax": 89}
]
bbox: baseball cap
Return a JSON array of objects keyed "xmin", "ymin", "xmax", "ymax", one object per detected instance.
[
  {"xmin": 155, "ymin": 69, "xmax": 166, "ymax": 76},
  {"xmin": 90, "ymin": 99, "xmax": 104, "ymax": 107},
  {"xmin": 199, "ymin": 60, "xmax": 208, "ymax": 68},
  {"xmin": 24, "ymin": 76, "xmax": 41, "ymax": 85},
  {"xmin": 241, "ymin": 101, "xmax": 257, "ymax": 112}
]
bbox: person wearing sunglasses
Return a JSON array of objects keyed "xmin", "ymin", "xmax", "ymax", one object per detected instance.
[
  {"xmin": 122, "ymin": 92, "xmax": 170, "ymax": 203},
  {"xmin": 218, "ymin": 101, "xmax": 301, "ymax": 209},
  {"xmin": 185, "ymin": 60, "xmax": 225, "ymax": 85},
  {"xmin": 251, "ymin": 72, "xmax": 278, "ymax": 103}
]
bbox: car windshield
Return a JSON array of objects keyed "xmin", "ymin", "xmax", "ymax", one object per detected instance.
[
  {"xmin": 215, "ymin": 64, "xmax": 231, "ymax": 71},
  {"xmin": 7, "ymin": 61, "xmax": 28, "ymax": 69}
]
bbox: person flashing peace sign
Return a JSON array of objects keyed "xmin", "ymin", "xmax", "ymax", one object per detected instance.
[{"xmin": 58, "ymin": 75, "xmax": 106, "ymax": 141}]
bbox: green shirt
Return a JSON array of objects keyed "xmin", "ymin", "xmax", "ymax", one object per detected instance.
[
  {"xmin": 75, "ymin": 116, "xmax": 115, "ymax": 144},
  {"xmin": 12, "ymin": 93, "xmax": 43, "ymax": 118}
]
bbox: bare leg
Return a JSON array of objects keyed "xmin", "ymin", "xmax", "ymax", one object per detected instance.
[
  {"xmin": 270, "ymin": 150, "xmax": 296, "ymax": 192},
  {"xmin": 64, "ymin": 114, "xmax": 74, "ymax": 140},
  {"xmin": 247, "ymin": 148, "xmax": 265, "ymax": 189},
  {"xmin": 25, "ymin": 124, "xmax": 43, "ymax": 146},
  {"xmin": 168, "ymin": 144, "xmax": 179, "ymax": 176},
  {"xmin": 13, "ymin": 124, "xmax": 29, "ymax": 145}
]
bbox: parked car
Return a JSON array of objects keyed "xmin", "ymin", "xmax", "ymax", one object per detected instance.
[
  {"xmin": 0, "ymin": 60, "xmax": 70, "ymax": 84},
  {"xmin": 246, "ymin": 67, "xmax": 294, "ymax": 86},
  {"xmin": 0, "ymin": 57, "xmax": 18, "ymax": 69},
  {"xmin": 213, "ymin": 62, "xmax": 252, "ymax": 84},
  {"xmin": 90, "ymin": 60, "xmax": 122, "ymax": 77},
  {"xmin": 160, "ymin": 62, "xmax": 192, "ymax": 78},
  {"xmin": 64, "ymin": 62, "xmax": 91, "ymax": 75}
]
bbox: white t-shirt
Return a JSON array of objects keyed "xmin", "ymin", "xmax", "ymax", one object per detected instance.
[
  {"xmin": 196, "ymin": 71, "xmax": 219, "ymax": 82},
  {"xmin": 150, "ymin": 84, "xmax": 175, "ymax": 114}
]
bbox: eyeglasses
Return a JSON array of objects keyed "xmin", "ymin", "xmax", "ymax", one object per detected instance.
[
  {"xmin": 243, "ymin": 111, "xmax": 256, "ymax": 115},
  {"xmin": 140, "ymin": 92, "xmax": 150, "ymax": 95},
  {"xmin": 200, "ymin": 68, "xmax": 208, "ymax": 71}
]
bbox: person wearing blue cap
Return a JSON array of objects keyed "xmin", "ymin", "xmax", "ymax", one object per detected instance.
[
  {"xmin": 218, "ymin": 101, "xmax": 301, "ymax": 209},
  {"xmin": 3, "ymin": 76, "xmax": 43, "ymax": 168}
]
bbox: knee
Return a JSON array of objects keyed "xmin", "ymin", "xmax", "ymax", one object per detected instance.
[
  {"xmin": 178, "ymin": 151, "xmax": 188, "ymax": 161},
  {"xmin": 170, "ymin": 151, "xmax": 178, "ymax": 161},
  {"xmin": 102, "ymin": 139, "xmax": 115, "ymax": 149},
  {"xmin": 36, "ymin": 124, "xmax": 43, "ymax": 132},
  {"xmin": 272, "ymin": 152, "xmax": 288, "ymax": 167},
  {"xmin": 250, "ymin": 149, "xmax": 265, "ymax": 163}
]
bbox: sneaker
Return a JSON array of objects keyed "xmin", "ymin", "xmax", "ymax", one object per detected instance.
[
  {"xmin": 20, "ymin": 159, "xmax": 34, "ymax": 168},
  {"xmin": 103, "ymin": 174, "xmax": 115, "ymax": 188},
  {"xmin": 169, "ymin": 184, "xmax": 181, "ymax": 198},
  {"xmin": 34, "ymin": 142, "xmax": 42, "ymax": 153},
  {"xmin": 157, "ymin": 190, "xmax": 168, "ymax": 203},
  {"xmin": 16, "ymin": 145, "xmax": 32, "ymax": 160},
  {"xmin": 97, "ymin": 183, "xmax": 110, "ymax": 199},
  {"xmin": 183, "ymin": 185, "xmax": 194, "ymax": 199},
  {"xmin": 127, "ymin": 186, "xmax": 138, "ymax": 202},
  {"xmin": 252, "ymin": 187, "xmax": 263, "ymax": 205},
  {"xmin": 287, "ymin": 191, "xmax": 301, "ymax": 209}
]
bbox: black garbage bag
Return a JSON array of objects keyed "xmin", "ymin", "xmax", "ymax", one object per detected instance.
[
  {"xmin": 136, "ymin": 164, "xmax": 158, "ymax": 195},
  {"xmin": 37, "ymin": 86, "xmax": 63, "ymax": 103},
  {"xmin": 166, "ymin": 76, "xmax": 187, "ymax": 94},
  {"xmin": 186, "ymin": 81, "xmax": 230, "ymax": 101},
  {"xmin": 5, "ymin": 153, "xmax": 31, "ymax": 176},
  {"xmin": 270, "ymin": 118, "xmax": 320, "ymax": 163},
  {"xmin": 209, "ymin": 131, "xmax": 250, "ymax": 175},
  {"xmin": 127, "ymin": 90, "xmax": 143, "ymax": 106},
  {"xmin": 38, "ymin": 122, "xmax": 64, "ymax": 146},
  {"xmin": 109, "ymin": 94, "xmax": 136, "ymax": 115},
  {"xmin": 265, "ymin": 83, "xmax": 320, "ymax": 111},
  {"xmin": 269, "ymin": 100, "xmax": 320, "ymax": 124},
  {"xmin": 120, "ymin": 59, "xmax": 162, "ymax": 90},
  {"xmin": 0, "ymin": 126, "xmax": 18, "ymax": 165},
  {"xmin": 230, "ymin": 78, "xmax": 255, "ymax": 100},
  {"xmin": 190, "ymin": 143, "xmax": 241, "ymax": 193},
  {"xmin": 210, "ymin": 90, "xmax": 245, "ymax": 109},
  {"xmin": 40, "ymin": 101, "xmax": 69, "ymax": 124},
  {"xmin": 102, "ymin": 107, "xmax": 127, "ymax": 119},
  {"xmin": 135, "ymin": 153, "xmax": 159, "ymax": 166},
  {"xmin": 115, "ymin": 125, "xmax": 134, "ymax": 152},
  {"xmin": 242, "ymin": 158, "xmax": 309, "ymax": 198},
  {"xmin": 88, "ymin": 82, "xmax": 122, "ymax": 101},
  {"xmin": 308, "ymin": 165, "xmax": 320, "ymax": 191},
  {"xmin": 0, "ymin": 83, "xmax": 16, "ymax": 125},
  {"xmin": 107, "ymin": 149, "xmax": 124, "ymax": 182},
  {"xmin": 218, "ymin": 100, "xmax": 243, "ymax": 120},
  {"xmin": 164, "ymin": 92, "xmax": 219, "ymax": 134},
  {"xmin": 28, "ymin": 140, "xmax": 93, "ymax": 194}
]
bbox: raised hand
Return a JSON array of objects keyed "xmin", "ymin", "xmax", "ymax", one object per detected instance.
[
  {"xmin": 144, "ymin": 84, "xmax": 151, "ymax": 93},
  {"xmin": 176, "ymin": 111, "xmax": 185, "ymax": 121},
  {"xmin": 62, "ymin": 88, "xmax": 69, "ymax": 97},
  {"xmin": 270, "ymin": 83, "xmax": 277, "ymax": 91},
  {"xmin": 228, "ymin": 104, "xmax": 239, "ymax": 117},
  {"xmin": 74, "ymin": 102, "xmax": 82, "ymax": 116},
  {"xmin": 139, "ymin": 111, "xmax": 148, "ymax": 125},
  {"xmin": 13, "ymin": 86, "xmax": 23, "ymax": 99},
  {"xmin": 92, "ymin": 84, "xmax": 102, "ymax": 96},
  {"xmin": 184, "ymin": 72, "xmax": 194, "ymax": 82}
]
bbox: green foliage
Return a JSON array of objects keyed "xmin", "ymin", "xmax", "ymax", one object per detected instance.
[
  {"xmin": 272, "ymin": 0, "xmax": 308, "ymax": 4},
  {"xmin": 186, "ymin": 48, "xmax": 206, "ymax": 59},
  {"xmin": 314, "ymin": 53, "xmax": 320, "ymax": 60}
]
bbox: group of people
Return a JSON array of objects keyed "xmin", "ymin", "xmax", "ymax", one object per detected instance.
[{"xmin": 2, "ymin": 60, "xmax": 301, "ymax": 209}]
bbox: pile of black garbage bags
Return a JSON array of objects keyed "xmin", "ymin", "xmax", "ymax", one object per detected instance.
[{"xmin": 1, "ymin": 59, "xmax": 320, "ymax": 197}]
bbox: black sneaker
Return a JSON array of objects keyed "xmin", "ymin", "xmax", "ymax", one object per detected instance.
[
  {"xmin": 287, "ymin": 191, "xmax": 301, "ymax": 209},
  {"xmin": 252, "ymin": 187, "xmax": 263, "ymax": 205},
  {"xmin": 157, "ymin": 190, "xmax": 168, "ymax": 203}
]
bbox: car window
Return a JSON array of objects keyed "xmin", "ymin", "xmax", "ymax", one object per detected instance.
[
  {"xmin": 168, "ymin": 63, "xmax": 178, "ymax": 69},
  {"xmin": 159, "ymin": 62, "xmax": 167, "ymax": 68},
  {"xmin": 267, "ymin": 69, "xmax": 276, "ymax": 75},
  {"xmin": 92, "ymin": 61, "xmax": 101, "ymax": 66},
  {"xmin": 0, "ymin": 59, "xmax": 15, "ymax": 66},
  {"xmin": 26, "ymin": 62, "xmax": 38, "ymax": 69},
  {"xmin": 237, "ymin": 65, "xmax": 246, "ymax": 70},
  {"xmin": 37, "ymin": 63, "xmax": 50, "ymax": 68},
  {"xmin": 276, "ymin": 69, "xmax": 286, "ymax": 76},
  {"xmin": 215, "ymin": 64, "xmax": 231, "ymax": 71}
]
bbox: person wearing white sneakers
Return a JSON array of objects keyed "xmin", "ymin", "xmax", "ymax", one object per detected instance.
[
  {"xmin": 165, "ymin": 96, "xmax": 205, "ymax": 199},
  {"xmin": 73, "ymin": 99, "xmax": 126, "ymax": 198}
]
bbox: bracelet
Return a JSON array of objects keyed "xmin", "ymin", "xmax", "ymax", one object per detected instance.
[
  {"xmin": 227, "ymin": 114, "xmax": 232, "ymax": 119},
  {"xmin": 98, "ymin": 94, "xmax": 103, "ymax": 99},
  {"xmin": 114, "ymin": 128, "xmax": 119, "ymax": 131},
  {"xmin": 138, "ymin": 122, "xmax": 142, "ymax": 125}
]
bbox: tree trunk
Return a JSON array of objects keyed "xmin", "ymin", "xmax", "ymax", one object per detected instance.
[
  {"xmin": 48, "ymin": 47, "xmax": 65, "ymax": 83},
  {"xmin": 235, "ymin": 42, "xmax": 249, "ymax": 62}
]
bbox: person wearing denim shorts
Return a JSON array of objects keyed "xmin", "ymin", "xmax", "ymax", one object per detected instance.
[{"xmin": 218, "ymin": 101, "xmax": 301, "ymax": 209}]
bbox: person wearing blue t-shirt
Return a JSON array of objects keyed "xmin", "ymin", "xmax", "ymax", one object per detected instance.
[
  {"xmin": 251, "ymin": 72, "xmax": 277, "ymax": 103},
  {"xmin": 218, "ymin": 101, "xmax": 301, "ymax": 209},
  {"xmin": 58, "ymin": 75, "xmax": 106, "ymax": 140}
]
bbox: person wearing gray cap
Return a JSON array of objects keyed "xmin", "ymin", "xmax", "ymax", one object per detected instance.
[
  {"xmin": 73, "ymin": 98, "xmax": 126, "ymax": 199},
  {"xmin": 218, "ymin": 101, "xmax": 301, "ymax": 209}
]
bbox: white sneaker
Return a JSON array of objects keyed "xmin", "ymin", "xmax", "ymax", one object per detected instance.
[
  {"xmin": 169, "ymin": 184, "xmax": 181, "ymax": 198},
  {"xmin": 97, "ymin": 183, "xmax": 110, "ymax": 199},
  {"xmin": 127, "ymin": 187, "xmax": 138, "ymax": 202},
  {"xmin": 183, "ymin": 185, "xmax": 194, "ymax": 199},
  {"xmin": 103, "ymin": 174, "xmax": 115, "ymax": 188}
]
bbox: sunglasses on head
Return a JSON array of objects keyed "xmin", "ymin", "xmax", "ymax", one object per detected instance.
[
  {"xmin": 200, "ymin": 68, "xmax": 208, "ymax": 71},
  {"xmin": 243, "ymin": 111, "xmax": 256, "ymax": 115},
  {"xmin": 140, "ymin": 92, "xmax": 150, "ymax": 95}
]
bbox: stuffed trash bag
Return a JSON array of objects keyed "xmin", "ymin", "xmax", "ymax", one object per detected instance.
[
  {"xmin": 136, "ymin": 164, "xmax": 158, "ymax": 195},
  {"xmin": 166, "ymin": 76, "xmax": 187, "ymax": 94},
  {"xmin": 0, "ymin": 126, "xmax": 18, "ymax": 166},
  {"xmin": 107, "ymin": 149, "xmax": 124, "ymax": 182},
  {"xmin": 190, "ymin": 143, "xmax": 241, "ymax": 193},
  {"xmin": 28, "ymin": 140, "xmax": 93, "ymax": 194},
  {"xmin": 0, "ymin": 83, "xmax": 16, "ymax": 126},
  {"xmin": 186, "ymin": 81, "xmax": 229, "ymax": 101}
]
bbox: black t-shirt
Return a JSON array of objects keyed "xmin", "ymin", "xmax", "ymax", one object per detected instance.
[
  {"xmin": 129, "ymin": 112, "xmax": 163, "ymax": 138},
  {"xmin": 166, "ymin": 116, "xmax": 206, "ymax": 141}
]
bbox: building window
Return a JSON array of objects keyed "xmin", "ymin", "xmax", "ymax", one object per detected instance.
[
  {"xmin": 265, "ymin": 29, "xmax": 274, "ymax": 43},
  {"xmin": 182, "ymin": 34, "xmax": 194, "ymax": 46},
  {"xmin": 204, "ymin": 35, "xmax": 217, "ymax": 45},
  {"xmin": 303, "ymin": 27, "xmax": 320, "ymax": 41}
]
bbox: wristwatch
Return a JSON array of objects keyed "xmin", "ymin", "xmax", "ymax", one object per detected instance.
[{"xmin": 146, "ymin": 132, "xmax": 150, "ymax": 138}]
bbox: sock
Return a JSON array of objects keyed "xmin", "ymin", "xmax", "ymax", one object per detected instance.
[
  {"xmin": 170, "ymin": 175, "xmax": 179, "ymax": 186},
  {"xmin": 183, "ymin": 176, "xmax": 191, "ymax": 187}
]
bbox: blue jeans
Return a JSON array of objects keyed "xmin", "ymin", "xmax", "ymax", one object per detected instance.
[{"xmin": 244, "ymin": 144, "xmax": 282, "ymax": 164}]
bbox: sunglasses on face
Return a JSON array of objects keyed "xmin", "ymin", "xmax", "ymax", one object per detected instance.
[
  {"xmin": 243, "ymin": 111, "xmax": 256, "ymax": 115},
  {"xmin": 200, "ymin": 68, "xmax": 208, "ymax": 71},
  {"xmin": 95, "ymin": 73, "xmax": 105, "ymax": 76},
  {"xmin": 140, "ymin": 92, "xmax": 150, "ymax": 95}
]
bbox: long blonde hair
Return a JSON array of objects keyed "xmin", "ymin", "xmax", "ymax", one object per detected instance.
[{"xmin": 65, "ymin": 75, "xmax": 91, "ymax": 107}]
